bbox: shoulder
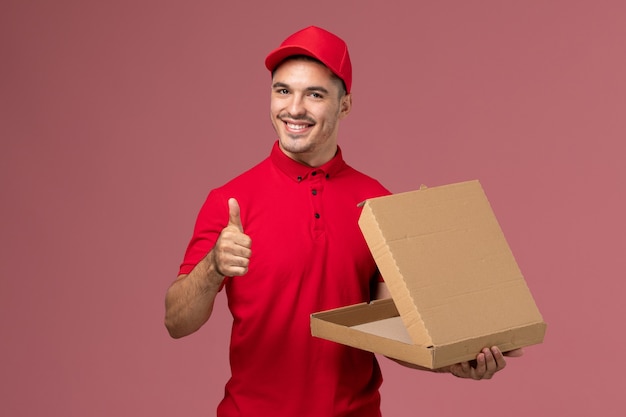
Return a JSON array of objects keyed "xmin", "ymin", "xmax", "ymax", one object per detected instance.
[
  {"xmin": 213, "ymin": 156, "xmax": 273, "ymax": 194},
  {"xmin": 337, "ymin": 164, "xmax": 391, "ymax": 197},
  {"xmin": 194, "ymin": 156, "xmax": 271, "ymax": 214}
]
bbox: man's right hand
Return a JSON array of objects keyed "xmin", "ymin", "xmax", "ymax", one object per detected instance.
[{"xmin": 212, "ymin": 198, "xmax": 252, "ymax": 277}]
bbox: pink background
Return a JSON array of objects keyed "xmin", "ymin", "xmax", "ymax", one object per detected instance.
[{"xmin": 1, "ymin": 1, "xmax": 624, "ymax": 415}]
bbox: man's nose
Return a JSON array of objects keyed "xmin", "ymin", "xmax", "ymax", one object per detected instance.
[{"xmin": 287, "ymin": 95, "xmax": 306, "ymax": 117}]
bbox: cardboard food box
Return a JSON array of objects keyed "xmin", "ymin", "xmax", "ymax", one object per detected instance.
[{"xmin": 311, "ymin": 180, "xmax": 546, "ymax": 369}]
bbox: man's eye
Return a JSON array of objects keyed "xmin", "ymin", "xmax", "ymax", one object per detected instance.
[
  {"xmin": 310, "ymin": 92, "xmax": 323, "ymax": 98},
  {"xmin": 278, "ymin": 89, "xmax": 289, "ymax": 94}
]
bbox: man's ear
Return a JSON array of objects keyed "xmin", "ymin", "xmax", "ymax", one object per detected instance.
[{"xmin": 339, "ymin": 93, "xmax": 352, "ymax": 119}]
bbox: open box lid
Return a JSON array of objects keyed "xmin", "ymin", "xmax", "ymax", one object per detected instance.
[{"xmin": 358, "ymin": 180, "xmax": 544, "ymax": 348}]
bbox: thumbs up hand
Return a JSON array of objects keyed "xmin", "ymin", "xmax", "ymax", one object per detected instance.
[{"xmin": 212, "ymin": 198, "xmax": 252, "ymax": 277}]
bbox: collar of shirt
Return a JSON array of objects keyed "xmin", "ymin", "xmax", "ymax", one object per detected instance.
[{"xmin": 269, "ymin": 141, "xmax": 347, "ymax": 183}]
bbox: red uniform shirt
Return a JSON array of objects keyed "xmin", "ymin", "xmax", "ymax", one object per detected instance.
[{"xmin": 180, "ymin": 142, "xmax": 390, "ymax": 417}]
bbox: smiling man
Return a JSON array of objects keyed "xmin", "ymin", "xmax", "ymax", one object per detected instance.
[
  {"xmin": 165, "ymin": 26, "xmax": 519, "ymax": 417},
  {"xmin": 269, "ymin": 55, "xmax": 352, "ymax": 166}
]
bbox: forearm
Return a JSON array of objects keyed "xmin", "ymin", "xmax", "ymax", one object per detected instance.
[{"xmin": 164, "ymin": 251, "xmax": 224, "ymax": 338}]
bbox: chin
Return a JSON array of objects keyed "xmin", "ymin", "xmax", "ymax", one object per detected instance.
[{"xmin": 280, "ymin": 136, "xmax": 311, "ymax": 151}]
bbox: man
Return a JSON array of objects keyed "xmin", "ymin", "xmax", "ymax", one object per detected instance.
[{"xmin": 165, "ymin": 26, "xmax": 521, "ymax": 417}]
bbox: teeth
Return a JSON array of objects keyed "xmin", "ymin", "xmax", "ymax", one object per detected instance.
[{"xmin": 287, "ymin": 123, "xmax": 308, "ymax": 130}]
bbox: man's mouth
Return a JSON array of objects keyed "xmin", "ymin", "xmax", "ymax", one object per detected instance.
[
  {"xmin": 281, "ymin": 117, "xmax": 315, "ymax": 134},
  {"xmin": 285, "ymin": 122, "xmax": 310, "ymax": 131}
]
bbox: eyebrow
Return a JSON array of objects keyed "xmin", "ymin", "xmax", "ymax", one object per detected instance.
[{"xmin": 272, "ymin": 82, "xmax": 330, "ymax": 95}]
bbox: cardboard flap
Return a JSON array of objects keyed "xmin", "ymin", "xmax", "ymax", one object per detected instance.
[{"xmin": 358, "ymin": 180, "xmax": 544, "ymax": 347}]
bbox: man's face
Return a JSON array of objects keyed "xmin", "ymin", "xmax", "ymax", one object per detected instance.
[{"xmin": 270, "ymin": 58, "xmax": 352, "ymax": 167}]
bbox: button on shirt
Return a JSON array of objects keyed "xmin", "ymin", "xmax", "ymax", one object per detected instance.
[{"xmin": 180, "ymin": 141, "xmax": 390, "ymax": 417}]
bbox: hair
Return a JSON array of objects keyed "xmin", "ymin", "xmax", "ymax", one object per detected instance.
[{"xmin": 272, "ymin": 55, "xmax": 348, "ymax": 97}]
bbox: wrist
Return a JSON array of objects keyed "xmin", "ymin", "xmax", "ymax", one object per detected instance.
[{"xmin": 200, "ymin": 251, "xmax": 226, "ymax": 289}]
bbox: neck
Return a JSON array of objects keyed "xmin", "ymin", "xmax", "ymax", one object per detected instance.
[{"xmin": 280, "ymin": 144, "xmax": 338, "ymax": 168}]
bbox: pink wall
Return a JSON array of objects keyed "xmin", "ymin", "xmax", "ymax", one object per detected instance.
[{"xmin": 1, "ymin": 1, "xmax": 624, "ymax": 415}]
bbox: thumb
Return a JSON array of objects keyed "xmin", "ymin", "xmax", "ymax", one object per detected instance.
[
  {"xmin": 503, "ymin": 348, "xmax": 524, "ymax": 357},
  {"xmin": 227, "ymin": 198, "xmax": 244, "ymax": 232}
]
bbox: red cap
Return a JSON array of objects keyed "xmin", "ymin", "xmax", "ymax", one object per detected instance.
[{"xmin": 265, "ymin": 26, "xmax": 352, "ymax": 93}]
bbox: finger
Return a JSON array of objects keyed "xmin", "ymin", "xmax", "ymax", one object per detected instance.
[
  {"xmin": 503, "ymin": 348, "xmax": 524, "ymax": 358},
  {"xmin": 228, "ymin": 198, "xmax": 244, "ymax": 232},
  {"xmin": 490, "ymin": 346, "xmax": 507, "ymax": 371},
  {"xmin": 224, "ymin": 259, "xmax": 250, "ymax": 276},
  {"xmin": 456, "ymin": 361, "xmax": 471, "ymax": 378},
  {"xmin": 473, "ymin": 351, "xmax": 487, "ymax": 379},
  {"xmin": 217, "ymin": 262, "xmax": 249, "ymax": 278},
  {"xmin": 450, "ymin": 363, "xmax": 466, "ymax": 378},
  {"xmin": 483, "ymin": 347, "xmax": 498, "ymax": 377},
  {"xmin": 213, "ymin": 245, "xmax": 250, "ymax": 277}
]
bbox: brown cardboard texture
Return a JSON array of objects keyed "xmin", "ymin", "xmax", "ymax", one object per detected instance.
[{"xmin": 311, "ymin": 180, "xmax": 546, "ymax": 369}]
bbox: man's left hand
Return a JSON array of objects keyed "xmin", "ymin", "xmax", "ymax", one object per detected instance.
[{"xmin": 448, "ymin": 347, "xmax": 523, "ymax": 380}]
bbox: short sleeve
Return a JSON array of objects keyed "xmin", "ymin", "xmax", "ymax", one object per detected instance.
[{"xmin": 178, "ymin": 189, "xmax": 229, "ymax": 275}]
